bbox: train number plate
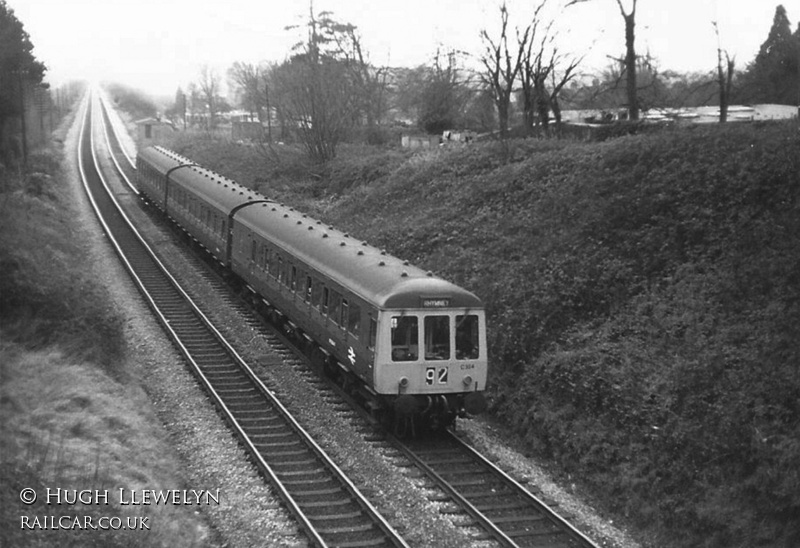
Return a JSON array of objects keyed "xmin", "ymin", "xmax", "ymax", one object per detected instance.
[{"xmin": 425, "ymin": 367, "xmax": 449, "ymax": 385}]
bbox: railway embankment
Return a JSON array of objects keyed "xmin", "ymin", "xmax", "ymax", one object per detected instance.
[
  {"xmin": 0, "ymin": 100, "xmax": 222, "ymax": 547},
  {"xmin": 164, "ymin": 118, "xmax": 800, "ymax": 548}
]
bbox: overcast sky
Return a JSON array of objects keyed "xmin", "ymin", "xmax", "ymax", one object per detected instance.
[{"xmin": 10, "ymin": 0, "xmax": 800, "ymax": 98}]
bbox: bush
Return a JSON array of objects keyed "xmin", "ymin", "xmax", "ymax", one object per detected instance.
[
  {"xmin": 155, "ymin": 120, "xmax": 800, "ymax": 547},
  {"xmin": 0, "ymin": 145, "xmax": 126, "ymax": 370}
]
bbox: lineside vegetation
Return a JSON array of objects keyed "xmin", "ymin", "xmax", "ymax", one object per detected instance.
[
  {"xmin": 163, "ymin": 118, "xmax": 800, "ymax": 548},
  {"xmin": 0, "ymin": 111, "xmax": 213, "ymax": 547}
]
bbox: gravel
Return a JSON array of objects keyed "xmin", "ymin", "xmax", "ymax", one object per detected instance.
[{"xmin": 66, "ymin": 90, "xmax": 643, "ymax": 548}]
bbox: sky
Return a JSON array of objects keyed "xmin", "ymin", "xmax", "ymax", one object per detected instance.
[{"xmin": 9, "ymin": 0, "xmax": 800, "ymax": 98}]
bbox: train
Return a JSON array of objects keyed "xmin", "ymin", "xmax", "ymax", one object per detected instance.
[{"xmin": 135, "ymin": 146, "xmax": 488, "ymax": 434}]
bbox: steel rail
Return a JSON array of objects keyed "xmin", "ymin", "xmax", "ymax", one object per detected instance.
[
  {"xmin": 394, "ymin": 430, "xmax": 601, "ymax": 548},
  {"xmin": 445, "ymin": 431, "xmax": 601, "ymax": 548},
  {"xmin": 79, "ymin": 90, "xmax": 408, "ymax": 548},
  {"xmin": 96, "ymin": 93, "xmax": 138, "ymax": 194}
]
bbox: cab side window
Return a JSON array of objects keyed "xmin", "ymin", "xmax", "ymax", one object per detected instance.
[
  {"xmin": 391, "ymin": 316, "xmax": 418, "ymax": 361},
  {"xmin": 456, "ymin": 315, "xmax": 480, "ymax": 359}
]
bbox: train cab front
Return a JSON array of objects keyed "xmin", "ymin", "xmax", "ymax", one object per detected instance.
[{"xmin": 373, "ymin": 300, "xmax": 489, "ymax": 434}]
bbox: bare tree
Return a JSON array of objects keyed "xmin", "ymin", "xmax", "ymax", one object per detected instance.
[
  {"xmin": 518, "ymin": 2, "xmax": 551, "ymax": 135},
  {"xmin": 546, "ymin": 49, "xmax": 582, "ymax": 132},
  {"xmin": 197, "ymin": 65, "xmax": 221, "ymax": 129},
  {"xmin": 712, "ymin": 21, "xmax": 735, "ymax": 123},
  {"xmin": 227, "ymin": 61, "xmax": 262, "ymax": 120},
  {"xmin": 515, "ymin": 2, "xmax": 582, "ymax": 136},
  {"xmin": 480, "ymin": 2, "xmax": 530, "ymax": 138},
  {"xmin": 569, "ymin": 0, "xmax": 639, "ymax": 120}
]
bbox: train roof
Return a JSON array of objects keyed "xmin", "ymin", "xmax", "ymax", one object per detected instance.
[
  {"xmin": 235, "ymin": 202, "xmax": 483, "ymax": 310},
  {"xmin": 138, "ymin": 146, "xmax": 268, "ymax": 213},
  {"xmin": 138, "ymin": 146, "xmax": 483, "ymax": 311}
]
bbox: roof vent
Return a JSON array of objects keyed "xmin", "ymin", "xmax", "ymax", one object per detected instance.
[
  {"xmin": 403, "ymin": 260, "xmax": 409, "ymax": 266},
  {"xmin": 401, "ymin": 271, "xmax": 409, "ymax": 277},
  {"xmin": 344, "ymin": 233, "xmax": 349, "ymax": 238},
  {"xmin": 308, "ymin": 226, "xmax": 314, "ymax": 231},
  {"xmin": 357, "ymin": 250, "xmax": 364, "ymax": 256},
  {"xmin": 381, "ymin": 250, "xmax": 387, "ymax": 255},
  {"xmin": 426, "ymin": 271, "xmax": 434, "ymax": 277},
  {"xmin": 283, "ymin": 214, "xmax": 289, "ymax": 218},
  {"xmin": 379, "ymin": 261, "xmax": 386, "ymax": 266},
  {"xmin": 271, "ymin": 207, "xmax": 277, "ymax": 211},
  {"xmin": 340, "ymin": 242, "xmax": 346, "ymax": 247},
  {"xmin": 323, "ymin": 233, "xmax": 329, "ymax": 238},
  {"xmin": 296, "ymin": 220, "xmax": 302, "ymax": 225},
  {"xmin": 362, "ymin": 241, "xmax": 368, "ymax": 246}
]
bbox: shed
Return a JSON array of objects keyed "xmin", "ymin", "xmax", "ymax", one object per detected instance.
[
  {"xmin": 401, "ymin": 134, "xmax": 439, "ymax": 149},
  {"xmin": 136, "ymin": 117, "xmax": 174, "ymax": 143}
]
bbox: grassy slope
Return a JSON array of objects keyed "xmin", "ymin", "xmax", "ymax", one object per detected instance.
[
  {"xmin": 169, "ymin": 120, "xmax": 800, "ymax": 547},
  {"xmin": 0, "ymin": 134, "xmax": 212, "ymax": 546}
]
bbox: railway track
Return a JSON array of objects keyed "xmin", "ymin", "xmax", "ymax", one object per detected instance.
[
  {"xmin": 93, "ymin": 90, "xmax": 605, "ymax": 548},
  {"xmin": 395, "ymin": 433, "xmax": 598, "ymax": 548},
  {"xmin": 79, "ymin": 91, "xmax": 408, "ymax": 548}
]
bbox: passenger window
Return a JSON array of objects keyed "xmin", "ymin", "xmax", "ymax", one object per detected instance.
[
  {"xmin": 348, "ymin": 303, "xmax": 361, "ymax": 337},
  {"xmin": 368, "ymin": 317, "xmax": 377, "ymax": 350},
  {"xmin": 329, "ymin": 292, "xmax": 342, "ymax": 325},
  {"xmin": 304, "ymin": 276, "xmax": 312, "ymax": 302},
  {"xmin": 250, "ymin": 239, "xmax": 256, "ymax": 262},
  {"xmin": 311, "ymin": 280, "xmax": 322, "ymax": 307},
  {"xmin": 424, "ymin": 316, "xmax": 450, "ymax": 360},
  {"xmin": 456, "ymin": 315, "xmax": 480, "ymax": 360},
  {"xmin": 290, "ymin": 266, "xmax": 297, "ymax": 291},
  {"xmin": 322, "ymin": 287, "xmax": 329, "ymax": 315},
  {"xmin": 340, "ymin": 300, "xmax": 349, "ymax": 330},
  {"xmin": 391, "ymin": 316, "xmax": 418, "ymax": 362}
]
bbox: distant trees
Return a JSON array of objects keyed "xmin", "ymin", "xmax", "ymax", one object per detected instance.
[
  {"xmin": 396, "ymin": 48, "xmax": 476, "ymax": 134},
  {"xmin": 197, "ymin": 65, "xmax": 222, "ymax": 129},
  {"xmin": 737, "ymin": 4, "xmax": 800, "ymax": 105},
  {"xmin": 712, "ymin": 22, "xmax": 735, "ymax": 122},
  {"xmin": 568, "ymin": 0, "xmax": 639, "ymax": 120},
  {"xmin": 480, "ymin": 2, "xmax": 528, "ymax": 139},
  {"xmin": 479, "ymin": 0, "xmax": 581, "ymax": 138},
  {"xmin": 0, "ymin": 0, "xmax": 47, "ymax": 165},
  {"xmin": 227, "ymin": 61, "xmax": 262, "ymax": 121},
  {"xmin": 267, "ymin": 8, "xmax": 391, "ymax": 161}
]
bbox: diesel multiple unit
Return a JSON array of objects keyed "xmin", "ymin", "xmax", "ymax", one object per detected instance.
[{"xmin": 135, "ymin": 146, "xmax": 488, "ymax": 431}]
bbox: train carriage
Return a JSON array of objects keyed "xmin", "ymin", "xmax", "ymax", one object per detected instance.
[
  {"xmin": 135, "ymin": 147, "xmax": 268, "ymax": 265},
  {"xmin": 135, "ymin": 146, "xmax": 488, "ymax": 431}
]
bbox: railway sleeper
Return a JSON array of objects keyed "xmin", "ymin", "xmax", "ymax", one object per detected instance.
[
  {"xmin": 305, "ymin": 510, "xmax": 364, "ymax": 522},
  {"xmin": 316, "ymin": 522, "xmax": 376, "ymax": 535}
]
